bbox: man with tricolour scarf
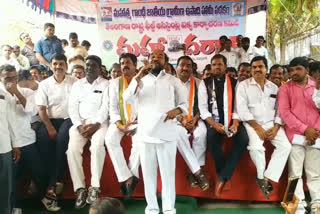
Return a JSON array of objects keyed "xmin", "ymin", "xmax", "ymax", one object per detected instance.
[{"xmin": 198, "ymin": 54, "xmax": 249, "ymax": 198}]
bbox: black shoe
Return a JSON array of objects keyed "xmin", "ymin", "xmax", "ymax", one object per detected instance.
[
  {"xmin": 267, "ymin": 181, "xmax": 274, "ymax": 194},
  {"xmin": 120, "ymin": 176, "xmax": 139, "ymax": 199},
  {"xmin": 256, "ymin": 178, "xmax": 270, "ymax": 199},
  {"xmin": 75, "ymin": 188, "xmax": 88, "ymax": 209}
]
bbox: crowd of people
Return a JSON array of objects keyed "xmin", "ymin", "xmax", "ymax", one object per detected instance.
[{"xmin": 0, "ymin": 22, "xmax": 320, "ymax": 214}]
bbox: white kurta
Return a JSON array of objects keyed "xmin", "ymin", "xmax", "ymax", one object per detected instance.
[
  {"xmin": 104, "ymin": 77, "xmax": 140, "ymax": 183},
  {"xmin": 236, "ymin": 78, "xmax": 291, "ymax": 182},
  {"xmin": 312, "ymin": 89, "xmax": 320, "ymax": 109},
  {"xmin": 220, "ymin": 49, "xmax": 240, "ymax": 69},
  {"xmin": 123, "ymin": 70, "xmax": 188, "ymax": 214},
  {"xmin": 66, "ymin": 77, "xmax": 109, "ymax": 191}
]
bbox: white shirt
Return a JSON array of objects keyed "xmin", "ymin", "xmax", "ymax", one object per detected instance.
[
  {"xmin": 238, "ymin": 47, "xmax": 254, "ymax": 63},
  {"xmin": 313, "ymin": 89, "xmax": 320, "ymax": 109},
  {"xmin": 123, "ymin": 70, "xmax": 188, "ymax": 143},
  {"xmin": 236, "ymin": 77, "xmax": 282, "ymax": 125},
  {"xmin": 220, "ymin": 49, "xmax": 239, "ymax": 69},
  {"xmin": 12, "ymin": 54, "xmax": 30, "ymax": 70},
  {"xmin": 0, "ymin": 88, "xmax": 18, "ymax": 154},
  {"xmin": 109, "ymin": 77, "xmax": 138, "ymax": 124},
  {"xmin": 68, "ymin": 77, "xmax": 109, "ymax": 127},
  {"xmin": 252, "ymin": 46, "xmax": 269, "ymax": 61},
  {"xmin": 64, "ymin": 45, "xmax": 88, "ymax": 60},
  {"xmin": 8, "ymin": 87, "xmax": 37, "ymax": 147},
  {"xmin": 0, "ymin": 56, "xmax": 21, "ymax": 71},
  {"xmin": 36, "ymin": 75, "xmax": 77, "ymax": 119}
]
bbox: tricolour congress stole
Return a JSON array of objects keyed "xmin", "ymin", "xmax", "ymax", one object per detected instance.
[{"xmin": 119, "ymin": 76, "xmax": 131, "ymax": 124}]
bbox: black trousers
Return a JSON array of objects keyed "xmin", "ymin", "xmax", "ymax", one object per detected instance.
[
  {"xmin": 0, "ymin": 151, "xmax": 13, "ymax": 214},
  {"xmin": 12, "ymin": 143, "xmax": 47, "ymax": 208},
  {"xmin": 207, "ymin": 123, "xmax": 249, "ymax": 181},
  {"xmin": 36, "ymin": 118, "xmax": 72, "ymax": 188}
]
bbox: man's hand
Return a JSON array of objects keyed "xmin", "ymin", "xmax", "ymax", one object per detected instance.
[
  {"xmin": 185, "ymin": 117, "xmax": 199, "ymax": 133},
  {"xmin": 253, "ymin": 124, "xmax": 266, "ymax": 140},
  {"xmin": 46, "ymin": 125, "xmax": 57, "ymax": 140},
  {"xmin": 281, "ymin": 195, "xmax": 299, "ymax": 214},
  {"xmin": 266, "ymin": 124, "xmax": 280, "ymax": 141},
  {"xmin": 81, "ymin": 123, "xmax": 101, "ymax": 139},
  {"xmin": 5, "ymin": 82, "xmax": 19, "ymax": 95},
  {"xmin": 136, "ymin": 64, "xmax": 152, "ymax": 82},
  {"xmin": 229, "ymin": 120, "xmax": 239, "ymax": 135},
  {"xmin": 117, "ymin": 121, "xmax": 137, "ymax": 136},
  {"xmin": 12, "ymin": 147, "xmax": 21, "ymax": 163},
  {"xmin": 164, "ymin": 108, "xmax": 182, "ymax": 122},
  {"xmin": 212, "ymin": 122, "xmax": 225, "ymax": 134},
  {"xmin": 305, "ymin": 127, "xmax": 319, "ymax": 145}
]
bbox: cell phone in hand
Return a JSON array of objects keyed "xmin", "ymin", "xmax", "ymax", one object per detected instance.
[{"xmin": 282, "ymin": 177, "xmax": 299, "ymax": 203}]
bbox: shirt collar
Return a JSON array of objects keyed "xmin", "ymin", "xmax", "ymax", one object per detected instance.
[
  {"xmin": 83, "ymin": 76, "xmax": 102, "ymax": 85},
  {"xmin": 49, "ymin": 75, "xmax": 67, "ymax": 85},
  {"xmin": 249, "ymin": 77, "xmax": 274, "ymax": 88}
]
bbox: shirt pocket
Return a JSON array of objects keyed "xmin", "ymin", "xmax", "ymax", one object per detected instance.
[
  {"xmin": 248, "ymin": 103, "xmax": 263, "ymax": 121},
  {"xmin": 268, "ymin": 96, "xmax": 276, "ymax": 110}
]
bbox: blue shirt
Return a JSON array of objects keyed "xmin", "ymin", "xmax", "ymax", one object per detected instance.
[{"xmin": 34, "ymin": 36, "xmax": 64, "ymax": 63}]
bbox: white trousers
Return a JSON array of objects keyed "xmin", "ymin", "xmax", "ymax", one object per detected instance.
[
  {"xmin": 105, "ymin": 123, "xmax": 140, "ymax": 182},
  {"xmin": 289, "ymin": 145, "xmax": 320, "ymax": 204},
  {"xmin": 176, "ymin": 120, "xmax": 207, "ymax": 173},
  {"xmin": 244, "ymin": 122, "xmax": 291, "ymax": 182},
  {"xmin": 66, "ymin": 122, "xmax": 108, "ymax": 192},
  {"xmin": 140, "ymin": 141, "xmax": 177, "ymax": 214}
]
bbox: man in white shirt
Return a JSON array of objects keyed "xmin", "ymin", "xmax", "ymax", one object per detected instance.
[
  {"xmin": 175, "ymin": 56, "xmax": 209, "ymax": 190},
  {"xmin": 220, "ymin": 39, "xmax": 239, "ymax": 69},
  {"xmin": 67, "ymin": 55, "xmax": 109, "ymax": 208},
  {"xmin": 238, "ymin": 37, "xmax": 254, "ymax": 64},
  {"xmin": 105, "ymin": 53, "xmax": 140, "ymax": 199},
  {"xmin": 123, "ymin": 49, "xmax": 188, "ymax": 214},
  {"xmin": 0, "ymin": 64, "xmax": 49, "ymax": 213},
  {"xmin": 36, "ymin": 54, "xmax": 77, "ymax": 209},
  {"xmin": 237, "ymin": 62, "xmax": 251, "ymax": 82},
  {"xmin": 0, "ymin": 45, "xmax": 21, "ymax": 72},
  {"xmin": 310, "ymin": 61, "xmax": 320, "ymax": 109},
  {"xmin": 252, "ymin": 36, "xmax": 269, "ymax": 64},
  {"xmin": 198, "ymin": 54, "xmax": 248, "ymax": 198},
  {"xmin": 0, "ymin": 68, "xmax": 20, "ymax": 214},
  {"xmin": 64, "ymin": 32, "xmax": 88, "ymax": 62},
  {"xmin": 236, "ymin": 56, "xmax": 291, "ymax": 199},
  {"xmin": 12, "ymin": 45, "xmax": 30, "ymax": 70}
]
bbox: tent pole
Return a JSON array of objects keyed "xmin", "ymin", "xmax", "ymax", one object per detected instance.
[{"xmin": 53, "ymin": 0, "xmax": 56, "ymax": 25}]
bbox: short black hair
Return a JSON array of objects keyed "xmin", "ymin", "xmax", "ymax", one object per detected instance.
[
  {"xmin": 238, "ymin": 62, "xmax": 250, "ymax": 71},
  {"xmin": 111, "ymin": 63, "xmax": 120, "ymax": 69},
  {"xmin": 0, "ymin": 64, "xmax": 16, "ymax": 74},
  {"xmin": 71, "ymin": 64, "xmax": 85, "ymax": 72},
  {"xmin": 241, "ymin": 37, "xmax": 250, "ymax": 44},
  {"xmin": 164, "ymin": 53, "xmax": 169, "ymax": 63},
  {"xmin": 309, "ymin": 61, "xmax": 320, "ymax": 74},
  {"xmin": 12, "ymin": 45, "xmax": 20, "ymax": 50},
  {"xmin": 289, "ymin": 57, "xmax": 309, "ymax": 69},
  {"xmin": 90, "ymin": 197, "xmax": 125, "ymax": 214},
  {"xmin": 50, "ymin": 54, "xmax": 67, "ymax": 64},
  {"xmin": 69, "ymin": 32, "xmax": 78, "ymax": 40},
  {"xmin": 177, "ymin": 55, "xmax": 194, "ymax": 66},
  {"xmin": 81, "ymin": 40, "xmax": 91, "ymax": 47},
  {"xmin": 86, "ymin": 55, "xmax": 102, "ymax": 67},
  {"xmin": 19, "ymin": 32, "xmax": 28, "ymax": 41},
  {"xmin": 1, "ymin": 44, "xmax": 12, "ymax": 50},
  {"xmin": 18, "ymin": 69, "xmax": 32, "ymax": 81},
  {"xmin": 44, "ymin": 23, "xmax": 55, "ymax": 30},
  {"xmin": 210, "ymin": 54, "xmax": 227, "ymax": 65},
  {"xmin": 257, "ymin": 35, "xmax": 265, "ymax": 40},
  {"xmin": 269, "ymin": 64, "xmax": 282, "ymax": 74},
  {"xmin": 226, "ymin": 67, "xmax": 237, "ymax": 75},
  {"xmin": 219, "ymin": 35, "xmax": 228, "ymax": 41},
  {"xmin": 225, "ymin": 39, "xmax": 232, "ymax": 43},
  {"xmin": 203, "ymin": 64, "xmax": 211, "ymax": 72},
  {"xmin": 30, "ymin": 65, "xmax": 41, "ymax": 73},
  {"xmin": 61, "ymin": 39, "xmax": 68, "ymax": 46},
  {"xmin": 250, "ymin": 56, "xmax": 268, "ymax": 69},
  {"xmin": 119, "ymin": 53, "xmax": 137, "ymax": 65}
]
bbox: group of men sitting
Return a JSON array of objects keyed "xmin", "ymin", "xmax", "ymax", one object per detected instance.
[{"xmin": 0, "ymin": 47, "xmax": 320, "ymax": 214}]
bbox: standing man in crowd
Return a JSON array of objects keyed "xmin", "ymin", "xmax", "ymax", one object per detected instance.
[
  {"xmin": 0, "ymin": 45, "xmax": 20, "ymax": 71},
  {"xmin": 34, "ymin": 23, "xmax": 64, "ymax": 71},
  {"xmin": 198, "ymin": 54, "xmax": 249, "ymax": 198},
  {"xmin": 238, "ymin": 37, "xmax": 253, "ymax": 64},
  {"xmin": 237, "ymin": 62, "xmax": 251, "ymax": 82},
  {"xmin": 236, "ymin": 56, "xmax": 291, "ymax": 199},
  {"xmin": 175, "ymin": 56, "xmax": 209, "ymax": 191},
  {"xmin": 81, "ymin": 40, "xmax": 91, "ymax": 52},
  {"xmin": 278, "ymin": 57, "xmax": 320, "ymax": 214},
  {"xmin": 71, "ymin": 64, "xmax": 86, "ymax": 79},
  {"xmin": 20, "ymin": 32, "xmax": 40, "ymax": 66},
  {"xmin": 0, "ymin": 65, "xmax": 48, "ymax": 213},
  {"xmin": 252, "ymin": 36, "xmax": 269, "ymax": 64},
  {"xmin": 310, "ymin": 61, "xmax": 320, "ymax": 108},
  {"xmin": 105, "ymin": 53, "xmax": 140, "ymax": 199},
  {"xmin": 67, "ymin": 55, "xmax": 109, "ymax": 208},
  {"xmin": 12, "ymin": 45, "xmax": 30, "ymax": 70},
  {"xmin": 35, "ymin": 54, "xmax": 76, "ymax": 210},
  {"xmin": 110, "ymin": 63, "xmax": 122, "ymax": 79},
  {"xmin": 269, "ymin": 64, "xmax": 285, "ymax": 87},
  {"xmin": 220, "ymin": 39, "xmax": 239, "ymax": 69},
  {"xmin": 123, "ymin": 49, "xmax": 188, "ymax": 214},
  {"xmin": 64, "ymin": 32, "xmax": 88, "ymax": 61},
  {"xmin": 216, "ymin": 35, "xmax": 228, "ymax": 53},
  {"xmin": 0, "ymin": 66, "xmax": 20, "ymax": 214}
]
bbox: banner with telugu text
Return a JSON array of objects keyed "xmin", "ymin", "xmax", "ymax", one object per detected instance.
[{"xmin": 97, "ymin": 0, "xmax": 246, "ymax": 70}]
